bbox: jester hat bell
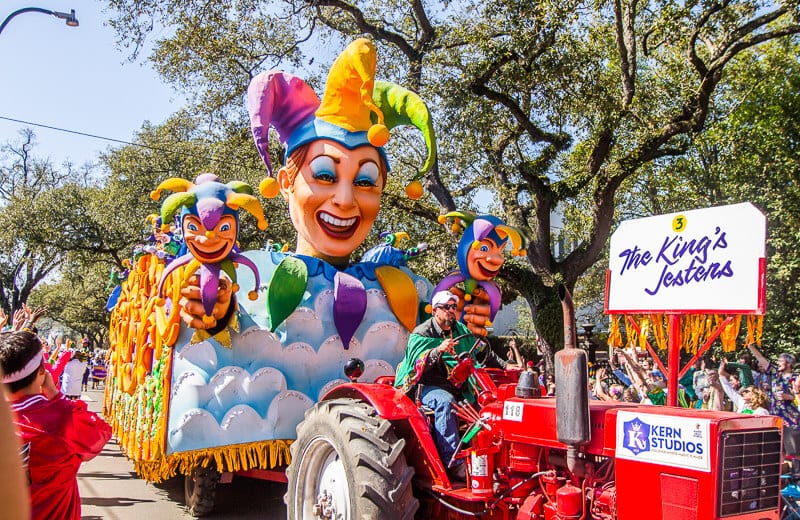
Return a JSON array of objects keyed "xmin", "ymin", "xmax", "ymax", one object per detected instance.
[{"xmin": 247, "ymin": 38, "xmax": 437, "ymax": 200}]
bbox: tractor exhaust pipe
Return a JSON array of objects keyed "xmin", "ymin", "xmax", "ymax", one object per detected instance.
[
  {"xmin": 560, "ymin": 285, "xmax": 577, "ymax": 350},
  {"xmin": 554, "ymin": 285, "xmax": 591, "ymax": 475}
]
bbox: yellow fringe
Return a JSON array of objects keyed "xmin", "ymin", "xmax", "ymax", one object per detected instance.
[
  {"xmin": 615, "ymin": 313, "xmax": 753, "ymax": 354},
  {"xmin": 650, "ymin": 314, "xmax": 667, "ymax": 351},
  {"xmin": 131, "ymin": 440, "xmax": 294, "ymax": 483},
  {"xmin": 608, "ymin": 315, "xmax": 623, "ymax": 348}
]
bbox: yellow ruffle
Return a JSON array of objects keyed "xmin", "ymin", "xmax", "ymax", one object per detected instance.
[{"xmin": 131, "ymin": 440, "xmax": 293, "ymax": 483}]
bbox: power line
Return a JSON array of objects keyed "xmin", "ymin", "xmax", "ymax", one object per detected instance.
[{"xmin": 0, "ymin": 115, "xmax": 257, "ymax": 170}]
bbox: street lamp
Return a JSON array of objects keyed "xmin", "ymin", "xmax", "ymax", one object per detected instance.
[{"xmin": 0, "ymin": 7, "xmax": 79, "ymax": 36}]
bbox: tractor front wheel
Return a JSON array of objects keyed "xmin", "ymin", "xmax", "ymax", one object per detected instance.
[
  {"xmin": 184, "ymin": 465, "xmax": 220, "ymax": 517},
  {"xmin": 285, "ymin": 397, "xmax": 419, "ymax": 520}
]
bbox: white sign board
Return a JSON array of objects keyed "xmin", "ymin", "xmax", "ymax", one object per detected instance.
[
  {"xmin": 616, "ymin": 411, "xmax": 711, "ymax": 472},
  {"xmin": 606, "ymin": 202, "xmax": 765, "ymax": 313}
]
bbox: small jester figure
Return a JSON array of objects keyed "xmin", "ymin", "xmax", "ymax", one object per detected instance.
[
  {"xmin": 432, "ymin": 211, "xmax": 526, "ymax": 335},
  {"xmin": 359, "ymin": 231, "xmax": 428, "ymax": 267},
  {"xmin": 151, "ymin": 173, "xmax": 268, "ymax": 334}
]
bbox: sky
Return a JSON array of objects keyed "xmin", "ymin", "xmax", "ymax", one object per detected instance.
[{"xmin": 0, "ymin": 1, "xmax": 181, "ymax": 167}]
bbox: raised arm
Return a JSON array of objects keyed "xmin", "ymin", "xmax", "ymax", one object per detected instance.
[
  {"xmin": 618, "ymin": 349, "xmax": 646, "ymax": 387},
  {"xmin": 505, "ymin": 342, "xmax": 524, "ymax": 370},
  {"xmin": 593, "ymin": 367, "xmax": 611, "ymax": 401},
  {"xmin": 746, "ymin": 343, "xmax": 770, "ymax": 372},
  {"xmin": 718, "ymin": 360, "xmax": 745, "ymax": 411}
]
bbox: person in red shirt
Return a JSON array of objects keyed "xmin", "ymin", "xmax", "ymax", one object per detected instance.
[{"xmin": 0, "ymin": 331, "xmax": 111, "ymax": 520}]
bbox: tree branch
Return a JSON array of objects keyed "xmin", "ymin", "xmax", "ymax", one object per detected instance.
[
  {"xmin": 312, "ymin": 0, "xmax": 420, "ymax": 61},
  {"xmin": 614, "ymin": 0, "xmax": 637, "ymax": 108}
]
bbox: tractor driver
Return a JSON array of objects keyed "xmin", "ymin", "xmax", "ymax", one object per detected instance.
[{"xmin": 395, "ymin": 290, "xmax": 510, "ymax": 482}]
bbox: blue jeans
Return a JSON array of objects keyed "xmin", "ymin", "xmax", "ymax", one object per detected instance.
[{"xmin": 420, "ymin": 385, "xmax": 459, "ymax": 466}]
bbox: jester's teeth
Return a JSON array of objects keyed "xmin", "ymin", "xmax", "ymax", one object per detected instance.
[{"xmin": 319, "ymin": 213, "xmax": 357, "ymax": 227}]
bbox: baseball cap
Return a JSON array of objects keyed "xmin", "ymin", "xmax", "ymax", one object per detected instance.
[{"xmin": 431, "ymin": 290, "xmax": 458, "ymax": 308}]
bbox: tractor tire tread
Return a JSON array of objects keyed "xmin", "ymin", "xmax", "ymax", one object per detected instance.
[{"xmin": 285, "ymin": 397, "xmax": 419, "ymax": 519}]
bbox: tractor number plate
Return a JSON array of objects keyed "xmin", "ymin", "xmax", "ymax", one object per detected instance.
[{"xmin": 503, "ymin": 401, "xmax": 524, "ymax": 422}]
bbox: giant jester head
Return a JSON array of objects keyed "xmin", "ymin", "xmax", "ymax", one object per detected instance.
[{"xmin": 246, "ymin": 38, "xmax": 438, "ymax": 201}]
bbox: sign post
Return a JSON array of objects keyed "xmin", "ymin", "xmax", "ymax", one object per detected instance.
[{"xmin": 605, "ymin": 202, "xmax": 766, "ymax": 406}]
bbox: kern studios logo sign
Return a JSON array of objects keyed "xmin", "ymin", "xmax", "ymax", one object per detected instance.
[
  {"xmin": 622, "ymin": 417, "xmax": 650, "ymax": 455},
  {"xmin": 615, "ymin": 411, "xmax": 711, "ymax": 472}
]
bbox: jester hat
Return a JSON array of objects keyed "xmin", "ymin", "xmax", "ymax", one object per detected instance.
[
  {"xmin": 439, "ymin": 211, "xmax": 527, "ymax": 274},
  {"xmin": 247, "ymin": 38, "xmax": 437, "ymax": 199},
  {"xmin": 152, "ymin": 173, "xmax": 267, "ymax": 233}
]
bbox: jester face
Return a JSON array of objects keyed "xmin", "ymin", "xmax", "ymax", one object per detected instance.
[
  {"xmin": 467, "ymin": 237, "xmax": 505, "ymax": 281},
  {"xmin": 183, "ymin": 214, "xmax": 238, "ymax": 264},
  {"xmin": 280, "ymin": 139, "xmax": 384, "ymax": 264}
]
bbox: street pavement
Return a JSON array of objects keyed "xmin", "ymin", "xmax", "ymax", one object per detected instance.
[{"xmin": 78, "ymin": 387, "xmax": 287, "ymax": 519}]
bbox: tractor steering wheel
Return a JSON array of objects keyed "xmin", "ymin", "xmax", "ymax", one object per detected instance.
[{"xmin": 447, "ymin": 333, "xmax": 490, "ymax": 385}]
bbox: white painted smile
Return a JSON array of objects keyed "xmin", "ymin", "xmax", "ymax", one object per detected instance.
[{"xmin": 319, "ymin": 212, "xmax": 357, "ymax": 227}]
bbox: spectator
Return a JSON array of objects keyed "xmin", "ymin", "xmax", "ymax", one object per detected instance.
[
  {"xmin": 727, "ymin": 372, "xmax": 742, "ymax": 392},
  {"xmin": 747, "ymin": 343, "xmax": 800, "ymax": 465},
  {"xmin": 593, "ymin": 366, "xmax": 624, "ymax": 401},
  {"xmin": 90, "ymin": 354, "xmax": 106, "ymax": 390},
  {"xmin": 0, "ymin": 331, "xmax": 111, "ymax": 520},
  {"xmin": 47, "ymin": 343, "xmax": 71, "ymax": 384},
  {"xmin": 60, "ymin": 351, "xmax": 87, "ymax": 400},
  {"xmin": 718, "ymin": 365, "xmax": 769, "ymax": 415},
  {"xmin": 617, "ymin": 349, "xmax": 666, "ymax": 405},
  {"xmin": 703, "ymin": 369, "xmax": 729, "ymax": 411},
  {"xmin": 545, "ymin": 373, "xmax": 556, "ymax": 396},
  {"xmin": 724, "ymin": 354, "xmax": 755, "ymax": 388},
  {"xmin": 608, "ymin": 348, "xmax": 632, "ymax": 387},
  {"xmin": 621, "ymin": 386, "xmax": 639, "ymax": 403},
  {"xmin": 679, "ymin": 357, "xmax": 702, "ymax": 402},
  {"xmin": 0, "ymin": 365, "xmax": 31, "ymax": 520}
]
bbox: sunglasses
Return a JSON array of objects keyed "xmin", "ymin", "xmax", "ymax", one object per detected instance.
[{"xmin": 436, "ymin": 303, "xmax": 458, "ymax": 310}]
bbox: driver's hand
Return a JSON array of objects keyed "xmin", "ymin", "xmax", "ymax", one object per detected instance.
[
  {"xmin": 450, "ymin": 286, "xmax": 492, "ymax": 336},
  {"xmin": 438, "ymin": 339, "xmax": 457, "ymax": 355},
  {"xmin": 178, "ymin": 275, "xmax": 234, "ymax": 330}
]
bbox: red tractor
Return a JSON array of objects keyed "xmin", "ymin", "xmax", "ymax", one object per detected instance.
[{"xmin": 284, "ymin": 290, "xmax": 782, "ymax": 519}]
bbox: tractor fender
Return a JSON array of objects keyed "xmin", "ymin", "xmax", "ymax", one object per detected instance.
[{"xmin": 322, "ymin": 383, "xmax": 451, "ymax": 485}]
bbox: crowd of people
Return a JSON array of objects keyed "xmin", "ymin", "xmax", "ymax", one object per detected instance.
[
  {"xmin": 579, "ymin": 342, "xmax": 800, "ymax": 470},
  {"xmin": 584, "ymin": 343, "xmax": 788, "ymax": 416},
  {"xmin": 0, "ymin": 305, "xmax": 111, "ymax": 519}
]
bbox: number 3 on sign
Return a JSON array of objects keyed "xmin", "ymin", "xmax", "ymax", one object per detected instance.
[
  {"xmin": 672, "ymin": 214, "xmax": 687, "ymax": 232},
  {"xmin": 503, "ymin": 401, "xmax": 524, "ymax": 422}
]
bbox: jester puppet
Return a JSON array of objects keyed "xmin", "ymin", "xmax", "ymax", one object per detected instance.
[
  {"xmin": 151, "ymin": 174, "xmax": 267, "ymax": 333},
  {"xmin": 432, "ymin": 211, "xmax": 526, "ymax": 331},
  {"xmin": 394, "ymin": 212, "xmax": 525, "ymax": 399}
]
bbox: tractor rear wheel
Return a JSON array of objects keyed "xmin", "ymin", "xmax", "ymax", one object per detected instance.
[
  {"xmin": 184, "ymin": 465, "xmax": 220, "ymax": 517},
  {"xmin": 285, "ymin": 397, "xmax": 419, "ymax": 520}
]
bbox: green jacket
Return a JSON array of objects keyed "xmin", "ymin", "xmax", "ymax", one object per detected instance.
[{"xmin": 394, "ymin": 318, "xmax": 477, "ymax": 399}]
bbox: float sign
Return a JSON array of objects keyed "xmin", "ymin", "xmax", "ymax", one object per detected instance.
[
  {"xmin": 616, "ymin": 411, "xmax": 711, "ymax": 472},
  {"xmin": 605, "ymin": 202, "xmax": 765, "ymax": 313}
]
